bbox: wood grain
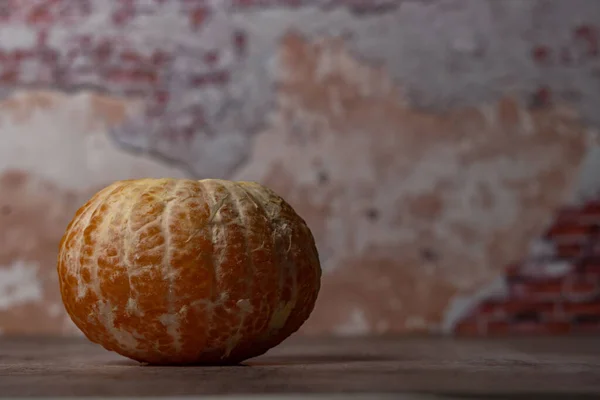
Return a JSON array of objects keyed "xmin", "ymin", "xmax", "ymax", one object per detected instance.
[{"xmin": 0, "ymin": 336, "xmax": 599, "ymax": 398}]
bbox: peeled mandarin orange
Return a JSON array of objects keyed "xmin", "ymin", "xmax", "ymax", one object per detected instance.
[{"xmin": 57, "ymin": 178, "xmax": 321, "ymax": 365}]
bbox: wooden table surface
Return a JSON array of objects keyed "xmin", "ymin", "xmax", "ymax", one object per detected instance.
[{"xmin": 0, "ymin": 335, "xmax": 599, "ymax": 398}]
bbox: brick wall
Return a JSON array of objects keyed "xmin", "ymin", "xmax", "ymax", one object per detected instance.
[
  {"xmin": 0, "ymin": 0, "xmax": 249, "ymax": 176},
  {"xmin": 452, "ymin": 198, "xmax": 600, "ymax": 335},
  {"xmin": 0, "ymin": 0, "xmax": 405, "ymax": 177},
  {"xmin": 0, "ymin": 0, "xmax": 600, "ymax": 336}
]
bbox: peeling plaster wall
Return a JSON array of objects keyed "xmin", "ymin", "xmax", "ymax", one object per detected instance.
[{"xmin": 0, "ymin": 0, "xmax": 599, "ymax": 336}]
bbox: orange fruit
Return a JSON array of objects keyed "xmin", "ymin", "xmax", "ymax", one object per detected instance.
[{"xmin": 57, "ymin": 178, "xmax": 321, "ymax": 365}]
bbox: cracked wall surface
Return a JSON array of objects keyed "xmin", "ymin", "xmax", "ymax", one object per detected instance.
[{"xmin": 1, "ymin": 0, "xmax": 599, "ymax": 335}]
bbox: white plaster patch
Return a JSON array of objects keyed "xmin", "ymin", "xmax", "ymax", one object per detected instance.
[
  {"xmin": 63, "ymin": 316, "xmax": 85, "ymax": 336},
  {"xmin": 405, "ymin": 316, "xmax": 427, "ymax": 331},
  {"xmin": 333, "ymin": 308, "xmax": 370, "ymax": 336},
  {"xmin": 0, "ymin": 25, "xmax": 37, "ymax": 51},
  {"xmin": 375, "ymin": 320, "xmax": 389, "ymax": 333},
  {"xmin": 441, "ymin": 276, "xmax": 508, "ymax": 334},
  {"xmin": 528, "ymin": 238, "xmax": 556, "ymax": 259},
  {"xmin": 48, "ymin": 303, "xmax": 63, "ymax": 317},
  {"xmin": 0, "ymin": 260, "xmax": 43, "ymax": 310},
  {"xmin": 542, "ymin": 261, "xmax": 573, "ymax": 277},
  {"xmin": 0, "ymin": 91, "xmax": 188, "ymax": 191}
]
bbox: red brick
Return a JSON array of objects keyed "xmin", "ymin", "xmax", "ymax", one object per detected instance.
[
  {"xmin": 77, "ymin": 35, "xmax": 93, "ymax": 47},
  {"xmin": 36, "ymin": 30, "xmax": 49, "ymax": 47},
  {"xmin": 563, "ymin": 279, "xmax": 598, "ymax": 300},
  {"xmin": 485, "ymin": 321, "xmax": 510, "ymax": 335},
  {"xmin": 26, "ymin": 4, "xmax": 53, "ymax": 25},
  {"xmin": 191, "ymin": 70, "xmax": 230, "ymax": 86},
  {"xmin": 545, "ymin": 222, "xmax": 590, "ymax": 238},
  {"xmin": 488, "ymin": 321, "xmax": 571, "ymax": 335},
  {"xmin": 555, "ymin": 207, "xmax": 582, "ymax": 223},
  {"xmin": 582, "ymin": 200, "xmax": 600, "ymax": 216},
  {"xmin": 190, "ymin": 7, "xmax": 208, "ymax": 28},
  {"xmin": 151, "ymin": 51, "xmax": 170, "ymax": 67},
  {"xmin": 563, "ymin": 302, "xmax": 600, "ymax": 315},
  {"xmin": 12, "ymin": 50, "xmax": 35, "ymax": 62},
  {"xmin": 571, "ymin": 324, "xmax": 600, "ymax": 334},
  {"xmin": 69, "ymin": 66, "xmax": 97, "ymax": 78},
  {"xmin": 58, "ymin": 2, "xmax": 92, "ymax": 22},
  {"xmin": 0, "ymin": 6, "xmax": 11, "ymax": 22},
  {"xmin": 40, "ymin": 49, "xmax": 59, "ymax": 64},
  {"xmin": 346, "ymin": 1, "xmax": 398, "ymax": 15},
  {"xmin": 154, "ymin": 91, "xmax": 169, "ymax": 105},
  {"xmin": 505, "ymin": 263, "xmax": 522, "ymax": 278},
  {"xmin": 554, "ymin": 242, "xmax": 583, "ymax": 258},
  {"xmin": 583, "ymin": 261, "xmax": 600, "ymax": 275},
  {"xmin": 132, "ymin": 69, "xmax": 158, "ymax": 83},
  {"xmin": 572, "ymin": 312, "xmax": 600, "ymax": 329},
  {"xmin": 531, "ymin": 86, "xmax": 552, "ymax": 107},
  {"xmin": 53, "ymin": 69, "xmax": 68, "ymax": 85},
  {"xmin": 122, "ymin": 88, "xmax": 153, "ymax": 98},
  {"xmin": 510, "ymin": 278, "xmax": 563, "ymax": 299},
  {"xmin": 574, "ymin": 25, "xmax": 599, "ymax": 57},
  {"xmin": 120, "ymin": 50, "xmax": 144, "ymax": 64},
  {"xmin": 453, "ymin": 319, "xmax": 482, "ymax": 336},
  {"xmin": 181, "ymin": 126, "xmax": 197, "ymax": 142},
  {"xmin": 107, "ymin": 69, "xmax": 158, "ymax": 84},
  {"xmin": 520, "ymin": 321, "xmax": 571, "ymax": 335},
  {"xmin": 112, "ymin": 9, "xmax": 134, "ymax": 26},
  {"xmin": 231, "ymin": 0, "xmax": 261, "ymax": 7},
  {"xmin": 64, "ymin": 48, "xmax": 80, "ymax": 64},
  {"xmin": 478, "ymin": 300, "xmax": 555, "ymax": 316},
  {"xmin": 0, "ymin": 70, "xmax": 18, "ymax": 83},
  {"xmin": 203, "ymin": 50, "xmax": 220, "ymax": 65},
  {"xmin": 233, "ymin": 30, "xmax": 248, "ymax": 55},
  {"xmin": 532, "ymin": 45, "xmax": 552, "ymax": 64},
  {"xmin": 93, "ymin": 41, "xmax": 113, "ymax": 63}
]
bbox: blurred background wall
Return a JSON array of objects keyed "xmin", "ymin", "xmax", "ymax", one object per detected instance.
[{"xmin": 1, "ymin": 0, "xmax": 600, "ymax": 337}]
